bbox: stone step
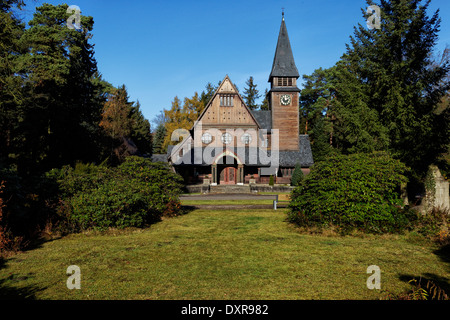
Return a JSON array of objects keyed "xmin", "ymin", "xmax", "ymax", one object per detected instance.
[{"xmin": 210, "ymin": 185, "xmax": 251, "ymax": 194}]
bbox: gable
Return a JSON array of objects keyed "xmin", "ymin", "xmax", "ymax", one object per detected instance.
[{"xmin": 195, "ymin": 75, "xmax": 260, "ymax": 129}]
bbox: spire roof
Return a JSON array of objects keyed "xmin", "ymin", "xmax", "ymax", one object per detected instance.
[{"xmin": 269, "ymin": 14, "xmax": 299, "ymax": 82}]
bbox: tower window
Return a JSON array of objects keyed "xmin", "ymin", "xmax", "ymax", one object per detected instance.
[
  {"xmin": 220, "ymin": 95, "xmax": 234, "ymax": 107},
  {"xmin": 277, "ymin": 77, "xmax": 293, "ymax": 87}
]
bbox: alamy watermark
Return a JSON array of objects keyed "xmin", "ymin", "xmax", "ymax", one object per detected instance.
[
  {"xmin": 66, "ymin": 265, "xmax": 81, "ymax": 290},
  {"xmin": 367, "ymin": 5, "xmax": 381, "ymax": 30},
  {"xmin": 170, "ymin": 121, "xmax": 280, "ymax": 175},
  {"xmin": 366, "ymin": 265, "xmax": 381, "ymax": 290},
  {"xmin": 67, "ymin": 5, "xmax": 82, "ymax": 30}
]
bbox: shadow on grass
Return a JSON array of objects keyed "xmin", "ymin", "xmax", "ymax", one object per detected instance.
[
  {"xmin": 180, "ymin": 205, "xmax": 199, "ymax": 213},
  {"xmin": 433, "ymin": 243, "xmax": 450, "ymax": 265},
  {"xmin": 396, "ymin": 243, "xmax": 450, "ymax": 299},
  {"xmin": 0, "ymin": 256, "xmax": 45, "ymax": 300}
]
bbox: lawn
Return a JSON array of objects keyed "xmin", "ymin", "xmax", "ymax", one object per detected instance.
[{"xmin": 0, "ymin": 208, "xmax": 448, "ymax": 300}]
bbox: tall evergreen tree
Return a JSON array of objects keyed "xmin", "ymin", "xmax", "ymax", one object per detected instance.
[
  {"xmin": 344, "ymin": 0, "xmax": 450, "ymax": 175},
  {"xmin": 130, "ymin": 100, "xmax": 152, "ymax": 156},
  {"xmin": 100, "ymin": 85, "xmax": 152, "ymax": 158},
  {"xmin": 0, "ymin": 0, "xmax": 25, "ymax": 167},
  {"xmin": 200, "ymin": 82, "xmax": 218, "ymax": 107},
  {"xmin": 14, "ymin": 3, "xmax": 104, "ymax": 174},
  {"xmin": 242, "ymin": 76, "xmax": 261, "ymax": 110},
  {"xmin": 260, "ymin": 88, "xmax": 270, "ymax": 111},
  {"xmin": 152, "ymin": 123, "xmax": 167, "ymax": 155}
]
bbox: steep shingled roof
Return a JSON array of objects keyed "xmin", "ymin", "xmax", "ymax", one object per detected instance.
[
  {"xmin": 269, "ymin": 15, "xmax": 300, "ymax": 81},
  {"xmin": 250, "ymin": 110, "xmax": 272, "ymax": 130}
]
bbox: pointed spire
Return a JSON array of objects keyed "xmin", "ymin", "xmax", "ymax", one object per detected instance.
[{"xmin": 269, "ymin": 13, "xmax": 299, "ymax": 82}]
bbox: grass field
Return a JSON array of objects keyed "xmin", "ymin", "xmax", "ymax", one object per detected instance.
[{"xmin": 0, "ymin": 208, "xmax": 449, "ymax": 300}]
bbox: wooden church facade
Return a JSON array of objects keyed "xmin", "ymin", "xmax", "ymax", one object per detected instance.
[{"xmin": 156, "ymin": 15, "xmax": 314, "ymax": 185}]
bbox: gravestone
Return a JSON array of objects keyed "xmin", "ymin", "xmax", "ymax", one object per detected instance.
[{"xmin": 423, "ymin": 165, "xmax": 450, "ymax": 213}]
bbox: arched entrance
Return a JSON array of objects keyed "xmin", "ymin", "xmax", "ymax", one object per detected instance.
[
  {"xmin": 211, "ymin": 150, "xmax": 244, "ymax": 186},
  {"xmin": 218, "ymin": 156, "xmax": 238, "ymax": 185}
]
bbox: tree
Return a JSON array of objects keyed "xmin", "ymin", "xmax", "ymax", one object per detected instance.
[
  {"xmin": 330, "ymin": 60, "xmax": 389, "ymax": 154},
  {"xmin": 260, "ymin": 88, "xmax": 270, "ymax": 111},
  {"xmin": 152, "ymin": 123, "xmax": 167, "ymax": 154},
  {"xmin": 300, "ymin": 0, "xmax": 450, "ymax": 177},
  {"xmin": 163, "ymin": 93, "xmax": 204, "ymax": 151},
  {"xmin": 343, "ymin": 0, "xmax": 450, "ymax": 175},
  {"xmin": 13, "ymin": 3, "xmax": 105, "ymax": 174},
  {"xmin": 163, "ymin": 96, "xmax": 188, "ymax": 151},
  {"xmin": 129, "ymin": 100, "xmax": 152, "ymax": 156},
  {"xmin": 0, "ymin": 0, "xmax": 25, "ymax": 167},
  {"xmin": 299, "ymin": 68, "xmax": 336, "ymax": 161},
  {"xmin": 200, "ymin": 82, "xmax": 218, "ymax": 107},
  {"xmin": 291, "ymin": 163, "xmax": 304, "ymax": 186},
  {"xmin": 100, "ymin": 85, "xmax": 152, "ymax": 160},
  {"xmin": 100, "ymin": 85, "xmax": 134, "ymax": 139},
  {"xmin": 242, "ymin": 76, "xmax": 261, "ymax": 110}
]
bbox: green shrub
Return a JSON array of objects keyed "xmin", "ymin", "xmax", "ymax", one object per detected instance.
[
  {"xmin": 291, "ymin": 163, "xmax": 304, "ymax": 186},
  {"xmin": 49, "ymin": 156, "xmax": 184, "ymax": 232},
  {"xmin": 288, "ymin": 152, "xmax": 412, "ymax": 234},
  {"xmin": 269, "ymin": 175, "xmax": 274, "ymax": 186},
  {"xmin": 415, "ymin": 206, "xmax": 450, "ymax": 242}
]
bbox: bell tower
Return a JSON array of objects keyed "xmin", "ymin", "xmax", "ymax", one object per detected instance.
[{"xmin": 269, "ymin": 12, "xmax": 300, "ymax": 151}]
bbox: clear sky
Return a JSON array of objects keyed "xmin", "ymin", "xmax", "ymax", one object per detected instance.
[{"xmin": 20, "ymin": 0, "xmax": 450, "ymax": 126}]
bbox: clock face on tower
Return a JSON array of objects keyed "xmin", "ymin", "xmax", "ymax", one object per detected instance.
[{"xmin": 280, "ymin": 94, "xmax": 292, "ymax": 106}]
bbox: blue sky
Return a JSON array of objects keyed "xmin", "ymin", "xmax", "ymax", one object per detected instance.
[{"xmin": 21, "ymin": 0, "xmax": 450, "ymax": 125}]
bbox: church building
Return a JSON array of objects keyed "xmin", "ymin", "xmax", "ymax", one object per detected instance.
[{"xmin": 157, "ymin": 14, "xmax": 313, "ymax": 186}]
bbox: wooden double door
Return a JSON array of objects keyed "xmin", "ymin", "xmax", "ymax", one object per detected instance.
[{"xmin": 219, "ymin": 166, "xmax": 237, "ymax": 185}]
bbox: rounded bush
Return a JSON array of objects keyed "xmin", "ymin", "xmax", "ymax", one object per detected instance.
[{"xmin": 288, "ymin": 152, "xmax": 413, "ymax": 234}]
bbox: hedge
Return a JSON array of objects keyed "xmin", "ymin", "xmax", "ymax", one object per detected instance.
[{"xmin": 288, "ymin": 152, "xmax": 415, "ymax": 234}]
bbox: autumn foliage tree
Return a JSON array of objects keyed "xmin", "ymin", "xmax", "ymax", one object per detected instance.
[
  {"xmin": 163, "ymin": 93, "xmax": 205, "ymax": 151},
  {"xmin": 100, "ymin": 85, "xmax": 152, "ymax": 162}
]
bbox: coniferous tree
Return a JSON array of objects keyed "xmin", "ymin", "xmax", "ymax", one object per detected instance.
[
  {"xmin": 152, "ymin": 123, "xmax": 167, "ymax": 154},
  {"xmin": 291, "ymin": 163, "xmax": 304, "ymax": 186},
  {"xmin": 200, "ymin": 82, "xmax": 218, "ymax": 107},
  {"xmin": 301, "ymin": 0, "xmax": 450, "ymax": 176},
  {"xmin": 13, "ymin": 3, "xmax": 104, "ymax": 174},
  {"xmin": 344, "ymin": 0, "xmax": 450, "ymax": 175},
  {"xmin": 0, "ymin": 0, "xmax": 25, "ymax": 167},
  {"xmin": 260, "ymin": 89, "xmax": 270, "ymax": 111},
  {"xmin": 243, "ymin": 76, "xmax": 261, "ymax": 110},
  {"xmin": 130, "ymin": 101, "xmax": 152, "ymax": 156},
  {"xmin": 100, "ymin": 85, "xmax": 152, "ymax": 159}
]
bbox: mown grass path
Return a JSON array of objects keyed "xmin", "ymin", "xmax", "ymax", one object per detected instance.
[{"xmin": 0, "ymin": 209, "xmax": 448, "ymax": 300}]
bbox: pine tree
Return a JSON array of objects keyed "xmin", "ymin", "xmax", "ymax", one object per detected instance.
[
  {"xmin": 260, "ymin": 88, "xmax": 270, "ymax": 111},
  {"xmin": 200, "ymin": 82, "xmax": 217, "ymax": 107},
  {"xmin": 242, "ymin": 76, "xmax": 261, "ymax": 110},
  {"xmin": 130, "ymin": 100, "xmax": 152, "ymax": 156},
  {"xmin": 291, "ymin": 163, "xmax": 304, "ymax": 186},
  {"xmin": 344, "ymin": 0, "xmax": 450, "ymax": 175},
  {"xmin": 152, "ymin": 123, "xmax": 167, "ymax": 154},
  {"xmin": 14, "ymin": 3, "xmax": 103, "ymax": 174},
  {"xmin": 0, "ymin": 0, "xmax": 25, "ymax": 167}
]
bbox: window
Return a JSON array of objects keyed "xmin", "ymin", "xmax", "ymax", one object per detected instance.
[
  {"xmin": 221, "ymin": 133, "xmax": 233, "ymax": 145},
  {"xmin": 201, "ymin": 132, "xmax": 212, "ymax": 144},
  {"xmin": 278, "ymin": 77, "xmax": 293, "ymax": 87},
  {"xmin": 241, "ymin": 133, "xmax": 252, "ymax": 145},
  {"xmin": 220, "ymin": 94, "xmax": 234, "ymax": 107}
]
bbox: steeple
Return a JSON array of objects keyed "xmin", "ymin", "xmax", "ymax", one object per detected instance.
[{"xmin": 269, "ymin": 13, "xmax": 299, "ymax": 82}]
